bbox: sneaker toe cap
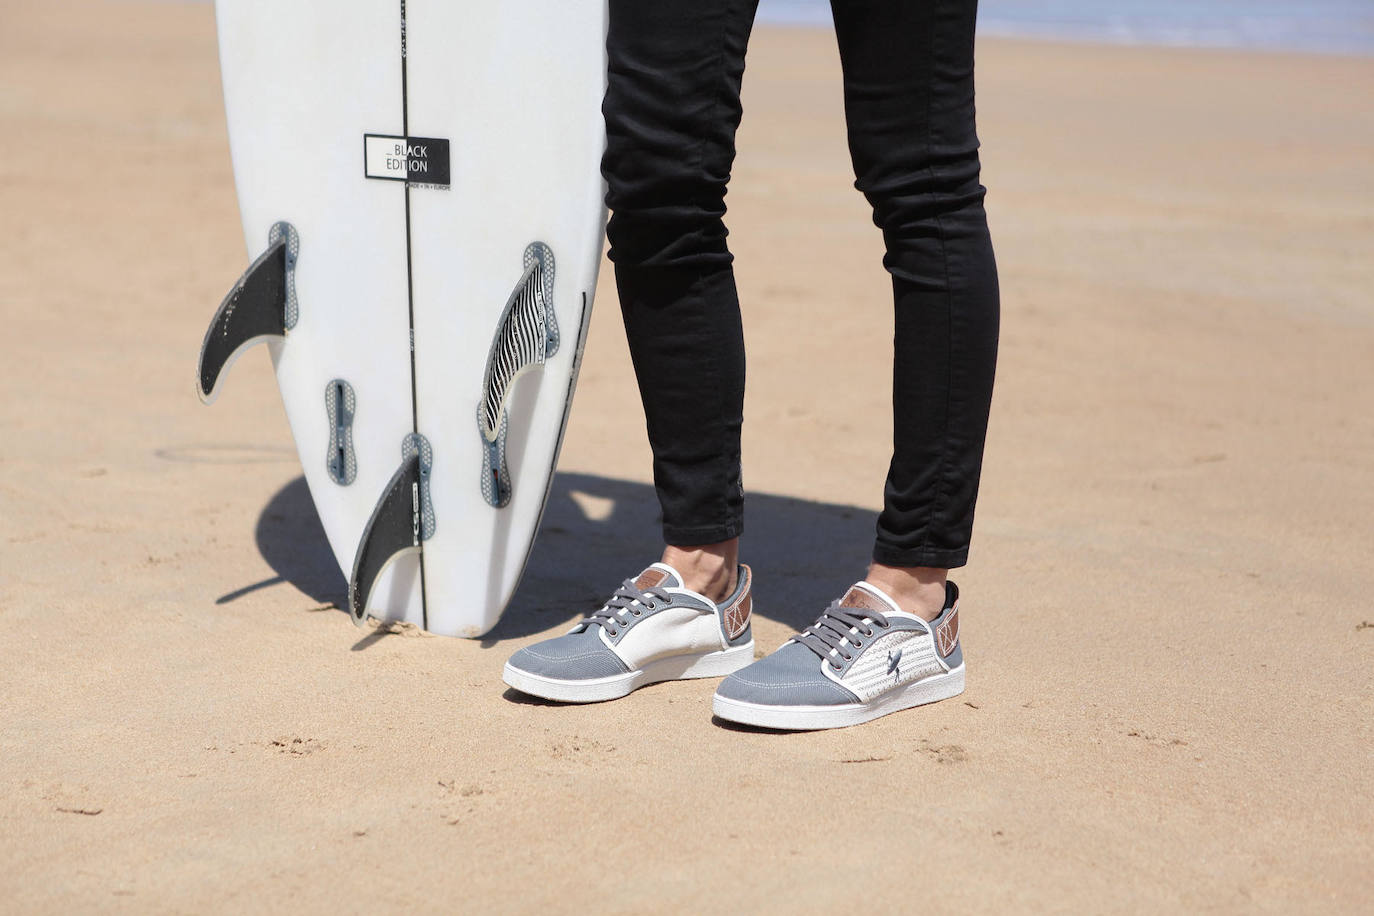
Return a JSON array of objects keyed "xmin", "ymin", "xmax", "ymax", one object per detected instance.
[
  {"xmin": 715, "ymin": 642, "xmax": 859, "ymax": 706},
  {"xmin": 507, "ymin": 631, "xmax": 629, "ymax": 680}
]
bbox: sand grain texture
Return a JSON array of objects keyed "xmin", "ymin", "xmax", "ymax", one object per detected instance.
[{"xmin": 1, "ymin": 2, "xmax": 1371, "ymax": 912}]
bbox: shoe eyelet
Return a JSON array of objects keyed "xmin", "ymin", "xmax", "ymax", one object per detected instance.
[
  {"xmin": 841, "ymin": 653, "xmax": 852, "ymax": 661},
  {"xmin": 608, "ymin": 629, "xmax": 618, "ymax": 637},
  {"xmin": 863, "ymin": 629, "xmax": 874, "ymax": 638},
  {"xmin": 831, "ymin": 662, "xmax": 842, "ymax": 671}
]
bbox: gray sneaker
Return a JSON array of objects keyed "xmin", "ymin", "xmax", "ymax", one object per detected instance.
[
  {"xmin": 503, "ymin": 563, "xmax": 755, "ymax": 703},
  {"xmin": 712, "ymin": 580, "xmax": 963, "ymax": 730}
]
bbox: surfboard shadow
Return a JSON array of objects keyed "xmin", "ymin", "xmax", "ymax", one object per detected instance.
[
  {"xmin": 235, "ymin": 472, "xmax": 877, "ymax": 640},
  {"xmin": 492, "ymin": 471, "xmax": 876, "ymax": 643},
  {"xmin": 218, "ymin": 476, "xmax": 347, "ymax": 609}
]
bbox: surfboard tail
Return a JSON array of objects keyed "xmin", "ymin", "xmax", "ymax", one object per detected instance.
[{"xmin": 196, "ymin": 221, "xmax": 299, "ymax": 404}]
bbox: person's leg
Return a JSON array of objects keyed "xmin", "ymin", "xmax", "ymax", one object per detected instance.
[
  {"xmin": 602, "ymin": 0, "xmax": 761, "ymax": 600},
  {"xmin": 832, "ymin": 0, "xmax": 1000, "ymax": 619},
  {"xmin": 713, "ymin": 0, "xmax": 995, "ymax": 728},
  {"xmin": 502, "ymin": 0, "xmax": 763, "ymax": 702}
]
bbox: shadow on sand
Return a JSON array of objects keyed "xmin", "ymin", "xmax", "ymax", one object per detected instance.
[{"xmin": 225, "ymin": 472, "xmax": 878, "ymax": 645}]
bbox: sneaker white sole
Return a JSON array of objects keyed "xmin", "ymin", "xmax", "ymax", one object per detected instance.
[
  {"xmin": 503, "ymin": 642, "xmax": 756, "ymax": 704},
  {"xmin": 712, "ymin": 665, "xmax": 965, "ymax": 730}
]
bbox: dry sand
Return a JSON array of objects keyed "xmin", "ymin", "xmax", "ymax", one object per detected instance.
[{"xmin": 2, "ymin": 1, "xmax": 1372, "ymax": 911}]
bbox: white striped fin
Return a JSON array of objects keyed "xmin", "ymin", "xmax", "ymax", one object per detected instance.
[{"xmin": 478, "ymin": 256, "xmax": 551, "ymax": 442}]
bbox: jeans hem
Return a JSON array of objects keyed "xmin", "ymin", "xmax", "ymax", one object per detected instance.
[
  {"xmin": 871, "ymin": 544, "xmax": 968, "ymax": 570},
  {"xmin": 664, "ymin": 521, "xmax": 743, "ymax": 547}
]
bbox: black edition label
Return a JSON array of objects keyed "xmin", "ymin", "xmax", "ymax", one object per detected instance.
[{"xmin": 363, "ymin": 134, "xmax": 451, "ymax": 188}]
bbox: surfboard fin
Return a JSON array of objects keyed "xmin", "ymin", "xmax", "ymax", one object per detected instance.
[
  {"xmin": 349, "ymin": 434, "xmax": 434, "ymax": 626},
  {"xmin": 196, "ymin": 221, "xmax": 300, "ymax": 404},
  {"xmin": 324, "ymin": 378, "xmax": 358, "ymax": 486},
  {"xmin": 475, "ymin": 242, "xmax": 557, "ymax": 508}
]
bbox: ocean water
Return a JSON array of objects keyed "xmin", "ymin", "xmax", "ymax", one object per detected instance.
[
  {"xmin": 758, "ymin": 0, "xmax": 1374, "ymax": 55},
  {"xmin": 167, "ymin": 0, "xmax": 1374, "ymax": 55}
]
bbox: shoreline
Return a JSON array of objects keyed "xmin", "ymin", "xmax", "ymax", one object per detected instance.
[
  {"xmin": 133, "ymin": 0, "xmax": 1374, "ymax": 57},
  {"xmin": 757, "ymin": 0, "xmax": 1374, "ymax": 57}
]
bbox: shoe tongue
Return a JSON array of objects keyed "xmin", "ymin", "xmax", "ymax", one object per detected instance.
[
  {"xmin": 839, "ymin": 582, "xmax": 901, "ymax": 615},
  {"xmin": 634, "ymin": 563, "xmax": 681, "ymax": 590}
]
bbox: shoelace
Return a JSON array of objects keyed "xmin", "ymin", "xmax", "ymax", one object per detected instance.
[
  {"xmin": 793, "ymin": 601, "xmax": 892, "ymax": 671},
  {"xmin": 580, "ymin": 578, "xmax": 674, "ymax": 638}
]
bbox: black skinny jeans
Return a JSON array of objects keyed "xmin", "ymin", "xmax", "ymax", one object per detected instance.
[{"xmin": 602, "ymin": 0, "xmax": 999, "ymax": 569}]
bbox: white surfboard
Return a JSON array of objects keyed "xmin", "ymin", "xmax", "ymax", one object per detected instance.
[{"xmin": 198, "ymin": 0, "xmax": 607, "ymax": 637}]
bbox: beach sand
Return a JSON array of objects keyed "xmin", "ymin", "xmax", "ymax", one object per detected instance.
[{"xmin": 2, "ymin": 1, "xmax": 1371, "ymax": 911}]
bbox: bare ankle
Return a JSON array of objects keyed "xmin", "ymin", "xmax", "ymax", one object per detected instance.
[
  {"xmin": 662, "ymin": 540, "xmax": 739, "ymax": 603},
  {"xmin": 863, "ymin": 563, "xmax": 948, "ymax": 622}
]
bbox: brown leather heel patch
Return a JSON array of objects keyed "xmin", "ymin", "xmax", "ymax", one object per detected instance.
[
  {"xmin": 722, "ymin": 565, "xmax": 752, "ymax": 639},
  {"xmin": 935, "ymin": 605, "xmax": 960, "ymax": 658}
]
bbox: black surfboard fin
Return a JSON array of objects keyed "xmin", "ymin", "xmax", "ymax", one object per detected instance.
[
  {"xmin": 348, "ymin": 434, "xmax": 434, "ymax": 627},
  {"xmin": 197, "ymin": 221, "xmax": 299, "ymax": 404}
]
